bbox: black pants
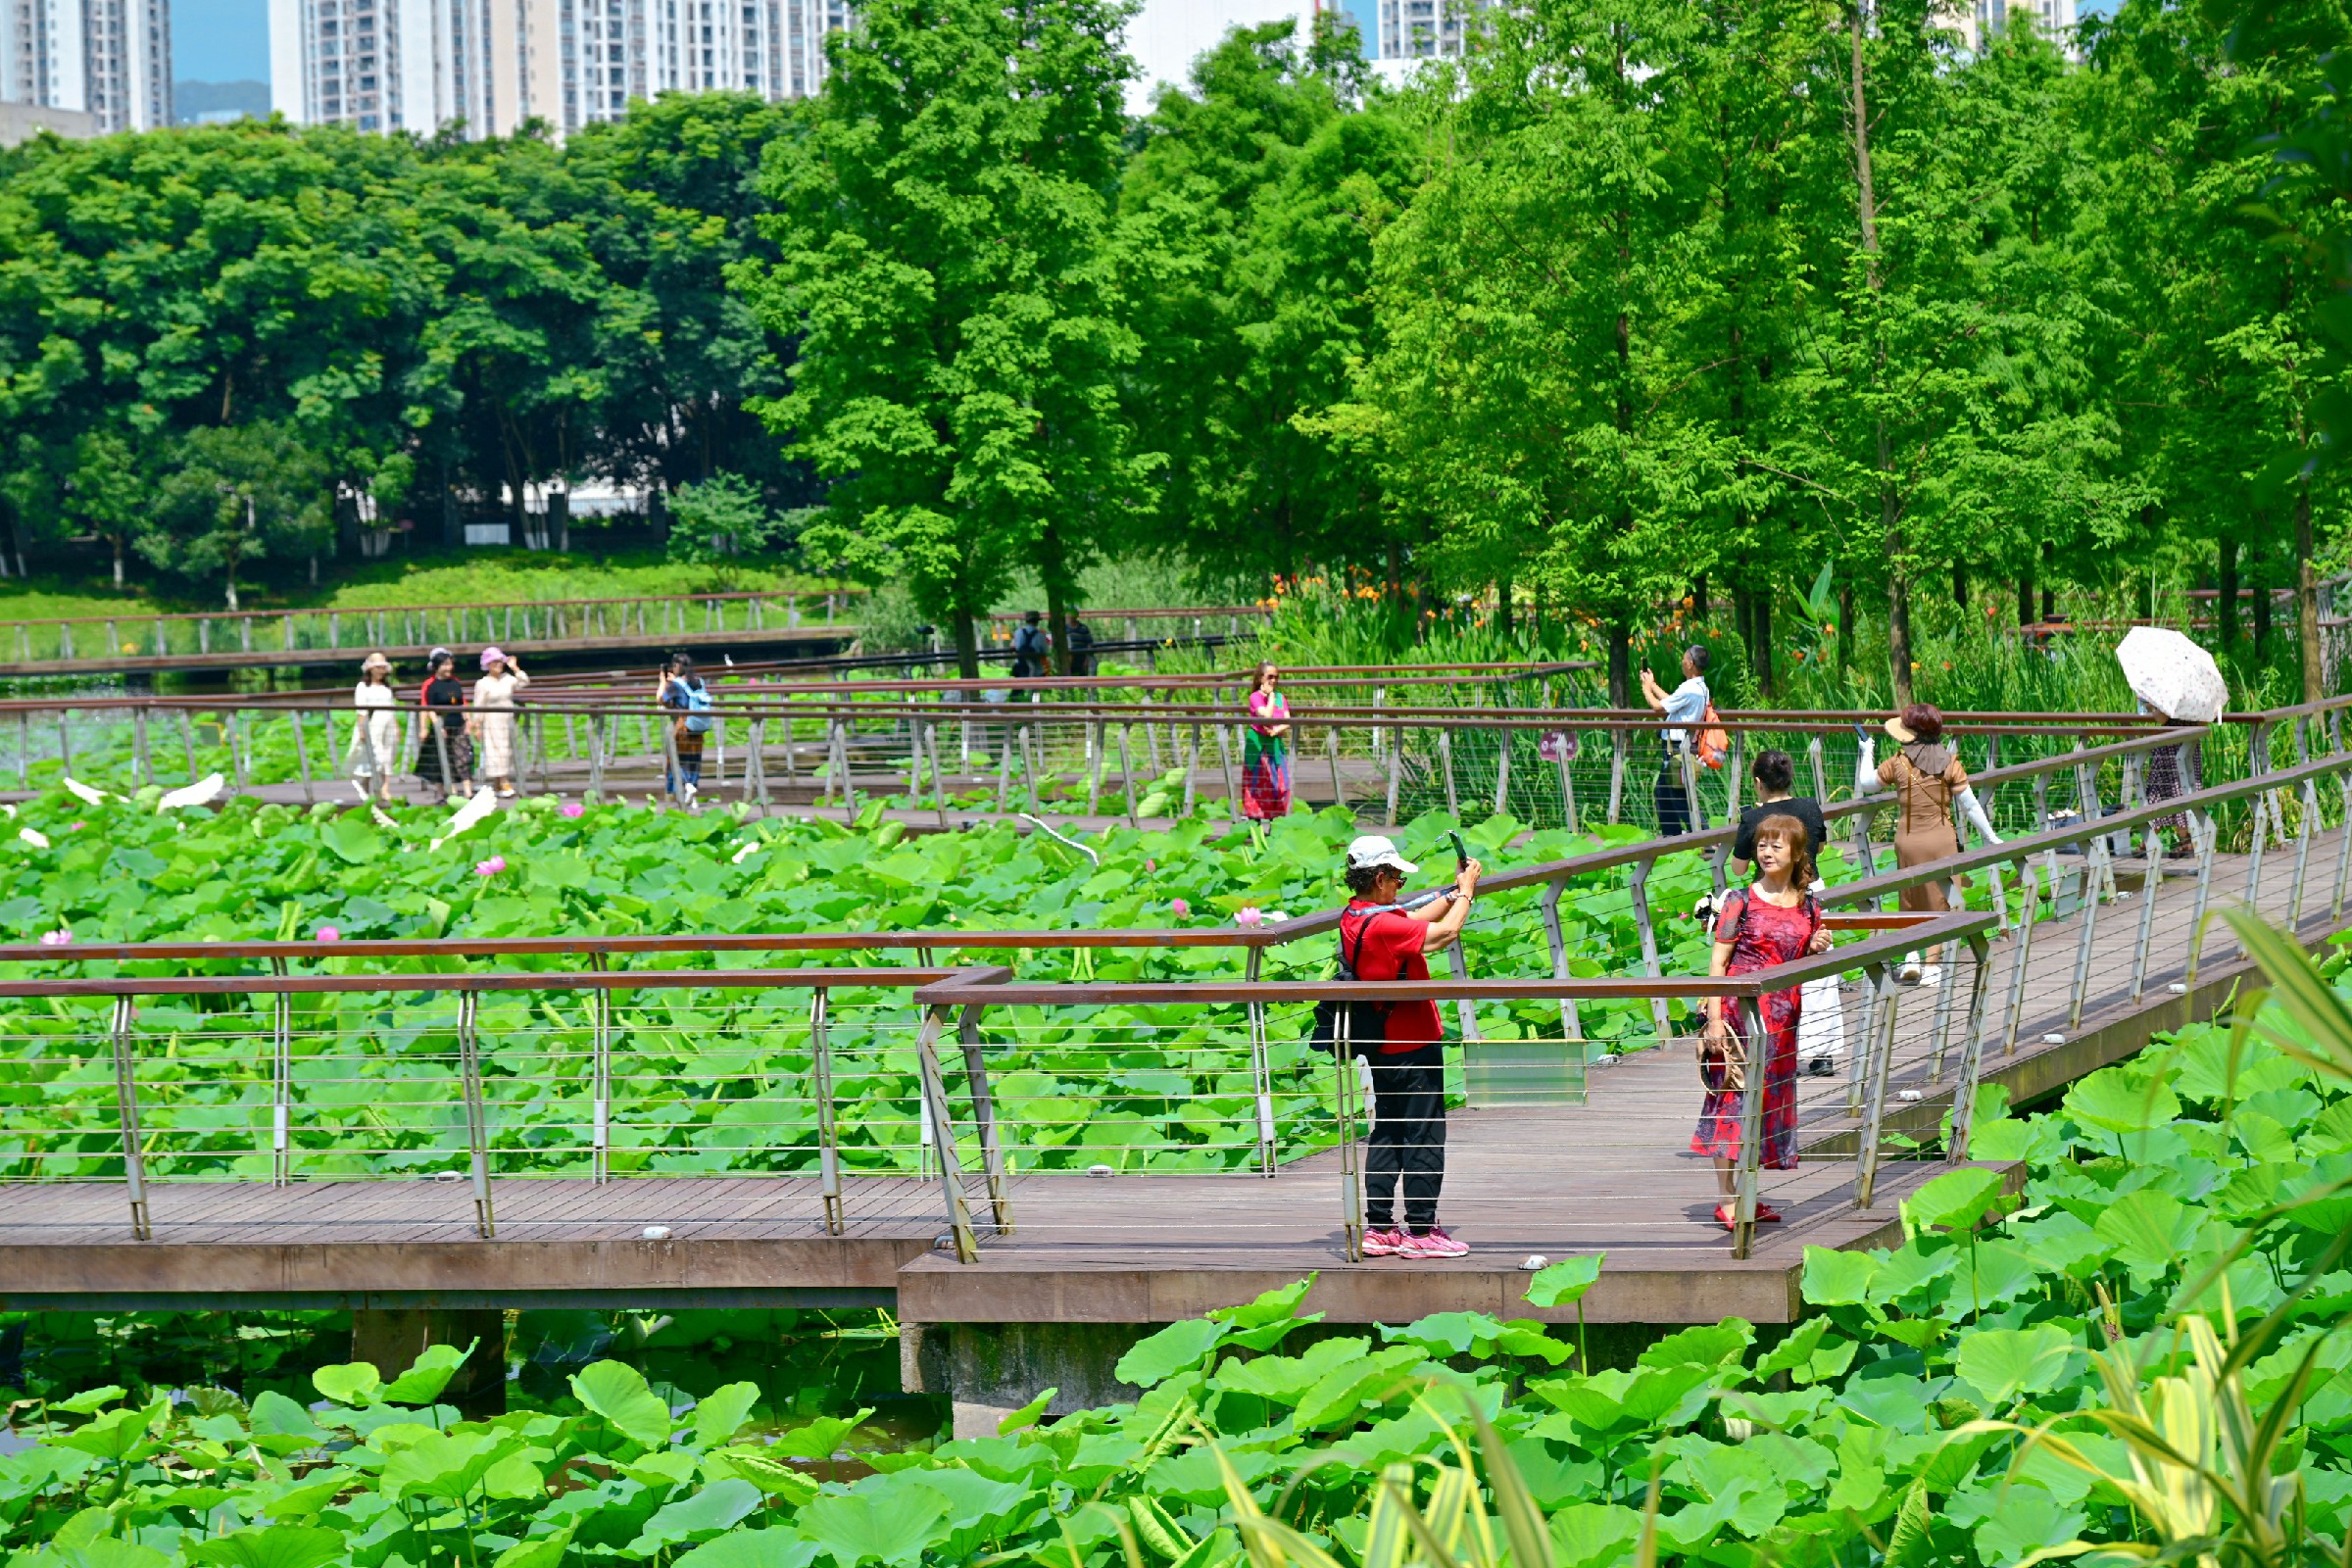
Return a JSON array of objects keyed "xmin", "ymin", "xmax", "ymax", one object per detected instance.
[
  {"xmin": 1364, "ymin": 1042, "xmax": 1447, "ymax": 1235},
  {"xmin": 1655, "ymin": 754, "xmax": 1693, "ymax": 836}
]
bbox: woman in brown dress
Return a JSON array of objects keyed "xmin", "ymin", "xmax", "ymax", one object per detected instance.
[{"xmin": 1855, "ymin": 704, "xmax": 2000, "ymax": 986}]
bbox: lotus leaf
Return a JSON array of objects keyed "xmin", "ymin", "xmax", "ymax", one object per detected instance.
[{"xmin": 572, "ymin": 1360, "xmax": 676, "ymax": 1448}]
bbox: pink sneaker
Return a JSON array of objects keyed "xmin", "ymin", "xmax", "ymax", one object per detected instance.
[
  {"xmin": 1360, "ymin": 1228, "xmax": 1406, "ymax": 1257},
  {"xmin": 1397, "ymin": 1228, "xmax": 1468, "ymax": 1259}
]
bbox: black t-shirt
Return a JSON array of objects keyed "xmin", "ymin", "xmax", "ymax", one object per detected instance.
[
  {"xmin": 1733, "ymin": 797, "xmax": 1828, "ymax": 863},
  {"xmin": 422, "ymin": 675, "xmax": 466, "ymax": 716}
]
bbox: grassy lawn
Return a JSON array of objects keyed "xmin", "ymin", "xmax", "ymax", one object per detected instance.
[{"xmin": 0, "ymin": 551, "xmax": 850, "ymax": 622}]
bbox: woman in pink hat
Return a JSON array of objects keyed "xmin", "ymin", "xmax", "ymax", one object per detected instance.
[{"xmin": 473, "ymin": 647, "xmax": 530, "ymax": 798}]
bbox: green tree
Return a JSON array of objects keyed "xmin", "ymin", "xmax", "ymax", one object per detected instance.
[
  {"xmin": 147, "ymin": 422, "xmax": 333, "ymax": 609},
  {"xmin": 741, "ymin": 0, "xmax": 1157, "ymax": 677},
  {"xmin": 1121, "ymin": 18, "xmax": 1409, "ymax": 591}
]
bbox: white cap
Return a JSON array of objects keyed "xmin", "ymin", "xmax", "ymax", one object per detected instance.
[{"xmin": 1346, "ymin": 834, "xmax": 1418, "ymax": 875}]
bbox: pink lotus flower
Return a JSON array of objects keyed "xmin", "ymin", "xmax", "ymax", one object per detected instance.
[
  {"xmin": 475, "ymin": 855, "xmax": 508, "ymax": 877},
  {"xmin": 38, "ymin": 928, "xmax": 71, "ymax": 947},
  {"xmin": 1170, "ymin": 898, "xmax": 1191, "ymax": 917},
  {"xmin": 561, "ymin": 802, "xmax": 585, "ymax": 819},
  {"xmin": 1235, "ymin": 906, "xmax": 1263, "ymax": 926},
  {"xmin": 1144, "ymin": 858, "xmax": 1156, "ymax": 872},
  {"xmin": 316, "ymin": 925, "xmax": 342, "ymax": 942},
  {"xmin": 68, "ymin": 821, "xmax": 84, "ymax": 832}
]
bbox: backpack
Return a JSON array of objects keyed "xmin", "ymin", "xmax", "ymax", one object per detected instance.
[
  {"xmin": 1306, "ymin": 906, "xmax": 1397, "ymax": 1055},
  {"xmin": 1696, "ymin": 702, "xmax": 1730, "ymax": 770},
  {"xmin": 681, "ymin": 681, "xmax": 715, "ymax": 735}
]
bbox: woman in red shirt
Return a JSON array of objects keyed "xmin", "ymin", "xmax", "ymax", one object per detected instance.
[{"xmin": 1338, "ymin": 834, "xmax": 1482, "ymax": 1260}]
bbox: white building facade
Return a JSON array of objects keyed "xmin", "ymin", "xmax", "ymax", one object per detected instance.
[
  {"xmin": 270, "ymin": 0, "xmax": 847, "ymax": 137},
  {"xmin": 1, "ymin": 0, "xmax": 170, "ymax": 134}
]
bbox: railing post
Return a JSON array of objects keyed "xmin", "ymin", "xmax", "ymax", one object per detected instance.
[
  {"xmin": 1627, "ymin": 858, "xmax": 1671, "ymax": 1043},
  {"xmin": 1853, "ymin": 960, "xmax": 1901, "ymax": 1209},
  {"xmin": 2240, "ymin": 794, "xmax": 2271, "ymax": 953},
  {"xmin": 1927, "ymin": 935, "xmax": 1959, "ymax": 1083},
  {"xmin": 1807, "ymin": 733, "xmax": 1828, "ymax": 799},
  {"xmin": 1539, "ymin": 878, "xmax": 1583, "ymax": 1048},
  {"xmin": 1442, "ymin": 941, "xmax": 1482, "ymax": 1048},
  {"xmin": 1119, "ymin": 726, "xmax": 1140, "ymax": 829},
  {"xmin": 270, "ymin": 957, "xmax": 292, "ymax": 1185},
  {"xmin": 112, "ymin": 996, "xmax": 152, "ymax": 1241},
  {"xmin": 290, "ymin": 709, "xmax": 316, "ymax": 803},
  {"xmin": 456, "ymin": 991, "xmax": 494, "ymax": 1238},
  {"xmin": 1607, "ymin": 728, "xmax": 1626, "ymax": 825},
  {"xmin": 958, "ymin": 1004, "xmax": 1013, "ymax": 1234},
  {"xmin": 2131, "ymin": 818, "xmax": 2163, "ymax": 1003},
  {"xmin": 1334, "ymin": 1013, "xmax": 1364, "ymax": 1262},
  {"xmin": 589, "ymin": 955, "xmax": 612, "ymax": 1186},
  {"xmin": 131, "ymin": 705, "xmax": 150, "ymax": 787},
  {"xmin": 913, "ymin": 1004, "xmax": 979, "ymax": 1262},
  {"xmin": 2067, "ymin": 836, "xmax": 2110, "ymax": 1030},
  {"xmin": 1946, "ymin": 934, "xmax": 1995, "ymax": 1161},
  {"xmin": 1385, "ymin": 721, "xmax": 1402, "ymax": 827},
  {"xmin": 2332, "ymin": 775, "xmax": 2352, "ymax": 923},
  {"xmin": 2001, "ymin": 857, "xmax": 2039, "ymax": 1055},
  {"xmin": 1729, "ymin": 995, "xmax": 1769, "ymax": 1260},
  {"xmin": 587, "ymin": 714, "xmax": 607, "ymax": 801},
  {"xmin": 1246, "ymin": 949, "xmax": 1276, "ymax": 1175},
  {"xmin": 809, "ymin": 986, "xmax": 842, "ymax": 1232},
  {"xmin": 1440, "ymin": 729, "xmax": 1459, "ymax": 817},
  {"xmin": 2291, "ymin": 779, "xmax": 2320, "ymax": 928}
]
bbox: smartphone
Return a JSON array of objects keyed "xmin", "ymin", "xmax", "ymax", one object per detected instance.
[
  {"xmin": 1446, "ymin": 829, "xmax": 1470, "ymax": 869},
  {"xmin": 1852, "ymin": 722, "xmax": 1870, "ymax": 742}
]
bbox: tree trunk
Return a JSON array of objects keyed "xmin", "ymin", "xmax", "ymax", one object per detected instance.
[
  {"xmin": 309, "ymin": 554, "xmax": 319, "ymax": 586},
  {"xmin": 1846, "ymin": 0, "xmax": 1904, "ymax": 707},
  {"xmin": 1496, "ymin": 574, "xmax": 1514, "ymax": 639},
  {"xmin": 2136, "ymin": 571, "xmax": 2154, "ymax": 625},
  {"xmin": 1690, "ymin": 572, "xmax": 1707, "ymax": 618},
  {"xmin": 1953, "ymin": 563, "xmax": 1967, "ymax": 607},
  {"xmin": 2040, "ymin": 543, "xmax": 2055, "ymax": 622},
  {"xmin": 951, "ymin": 596, "xmax": 980, "ymax": 681},
  {"xmin": 1753, "ymin": 588, "xmax": 1774, "ymax": 698},
  {"xmin": 2297, "ymin": 481, "xmax": 2323, "ymax": 703},
  {"xmin": 2217, "ymin": 536, "xmax": 2239, "ymax": 652},
  {"xmin": 1837, "ymin": 583, "xmax": 1853, "ymax": 674},
  {"xmin": 2254, "ymin": 564, "xmax": 2274, "ymax": 652},
  {"xmin": 224, "ymin": 574, "xmax": 240, "ymax": 613},
  {"xmin": 1607, "ymin": 623, "xmax": 1632, "ymax": 709},
  {"xmin": 113, "ymin": 535, "xmax": 125, "ymax": 590},
  {"xmin": 2016, "ymin": 570, "xmax": 2034, "ymax": 629},
  {"xmin": 1888, "ymin": 567, "xmax": 1915, "ymax": 707}
]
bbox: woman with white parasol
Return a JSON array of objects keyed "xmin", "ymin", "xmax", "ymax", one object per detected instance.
[{"xmin": 2116, "ymin": 627, "xmax": 2227, "ymax": 858}]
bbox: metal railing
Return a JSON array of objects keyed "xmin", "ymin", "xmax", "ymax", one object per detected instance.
[
  {"xmin": 0, "ymin": 594, "xmax": 1273, "ymax": 668},
  {"xmin": 0, "ymin": 686, "xmax": 2244, "ymax": 842},
  {"xmin": 8, "ymin": 695, "xmax": 2352, "ymax": 1275}
]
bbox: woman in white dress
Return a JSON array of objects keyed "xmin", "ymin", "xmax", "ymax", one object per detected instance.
[
  {"xmin": 346, "ymin": 653, "xmax": 402, "ymax": 804},
  {"xmin": 473, "ymin": 646, "xmax": 530, "ymax": 797}
]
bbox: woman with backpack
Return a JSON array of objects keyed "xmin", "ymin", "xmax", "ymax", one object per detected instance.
[
  {"xmin": 1336, "ymin": 834, "xmax": 1482, "ymax": 1260},
  {"xmin": 1638, "ymin": 646, "xmax": 1712, "ymax": 835},
  {"xmin": 1692, "ymin": 813, "xmax": 1834, "ymax": 1232},
  {"xmin": 660, "ymin": 653, "xmax": 712, "ymax": 802},
  {"xmin": 473, "ymin": 647, "xmax": 530, "ymax": 798}
]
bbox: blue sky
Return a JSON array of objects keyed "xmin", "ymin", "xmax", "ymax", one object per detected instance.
[{"xmin": 173, "ymin": 0, "xmax": 269, "ymax": 81}]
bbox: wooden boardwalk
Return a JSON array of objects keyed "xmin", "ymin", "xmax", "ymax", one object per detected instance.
[{"xmin": 0, "ymin": 825, "xmax": 2333, "ymax": 1329}]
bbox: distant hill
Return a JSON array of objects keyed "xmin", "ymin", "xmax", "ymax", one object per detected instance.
[{"xmin": 172, "ymin": 79, "xmax": 270, "ymax": 124}]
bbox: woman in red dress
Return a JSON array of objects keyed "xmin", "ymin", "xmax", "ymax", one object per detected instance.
[{"xmin": 1693, "ymin": 813, "xmax": 1832, "ymax": 1230}]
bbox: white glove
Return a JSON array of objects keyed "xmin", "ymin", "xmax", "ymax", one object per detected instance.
[
  {"xmin": 1956, "ymin": 785, "xmax": 2000, "ymax": 846},
  {"xmin": 1855, "ymin": 738, "xmax": 1880, "ymax": 796}
]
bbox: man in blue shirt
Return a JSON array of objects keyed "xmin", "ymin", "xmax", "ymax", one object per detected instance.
[{"xmin": 1638, "ymin": 646, "xmax": 1710, "ymax": 835}]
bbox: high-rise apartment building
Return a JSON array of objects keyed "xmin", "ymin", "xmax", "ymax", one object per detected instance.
[
  {"xmin": 1, "ymin": 0, "xmax": 171, "ymax": 133},
  {"xmin": 1950, "ymin": 0, "xmax": 2078, "ymax": 53},
  {"xmin": 270, "ymin": 0, "xmax": 847, "ymax": 138}
]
